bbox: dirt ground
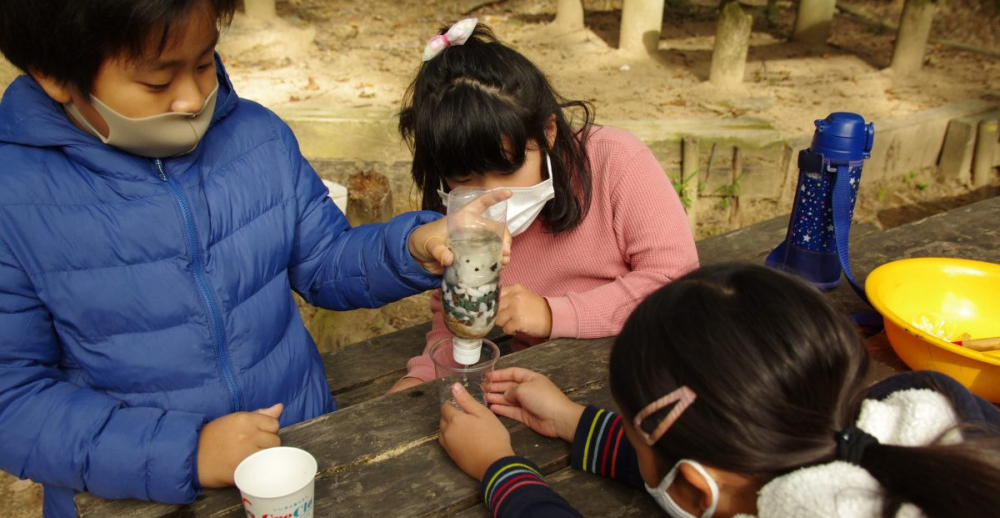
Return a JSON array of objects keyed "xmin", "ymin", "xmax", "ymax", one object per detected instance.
[{"xmin": 1, "ymin": 1, "xmax": 999, "ymax": 515}]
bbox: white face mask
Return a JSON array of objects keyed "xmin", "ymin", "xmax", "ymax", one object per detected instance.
[
  {"xmin": 64, "ymin": 83, "xmax": 218, "ymax": 158},
  {"xmin": 437, "ymin": 153, "xmax": 556, "ymax": 237},
  {"xmin": 645, "ymin": 459, "xmax": 719, "ymax": 518}
]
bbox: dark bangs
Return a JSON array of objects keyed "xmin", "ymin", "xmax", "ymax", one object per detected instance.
[
  {"xmin": 0, "ymin": 0, "xmax": 236, "ymax": 95},
  {"xmin": 412, "ymin": 78, "xmax": 532, "ymax": 209}
]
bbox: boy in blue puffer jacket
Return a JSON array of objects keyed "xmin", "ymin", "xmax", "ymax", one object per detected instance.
[{"xmin": 0, "ymin": 1, "xmax": 508, "ymax": 516}]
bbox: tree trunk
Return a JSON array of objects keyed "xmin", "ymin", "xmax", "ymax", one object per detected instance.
[
  {"xmin": 709, "ymin": 2, "xmax": 753, "ymax": 87},
  {"xmin": 793, "ymin": 0, "xmax": 836, "ymax": 46},
  {"xmin": 619, "ymin": 0, "xmax": 666, "ymax": 55},
  {"xmin": 346, "ymin": 170, "xmax": 394, "ymax": 227},
  {"xmin": 243, "ymin": 0, "xmax": 277, "ymax": 20},
  {"xmin": 554, "ymin": 0, "xmax": 585, "ymax": 31},
  {"xmin": 973, "ymin": 119, "xmax": 998, "ymax": 187},
  {"xmin": 890, "ymin": 0, "xmax": 938, "ymax": 75}
]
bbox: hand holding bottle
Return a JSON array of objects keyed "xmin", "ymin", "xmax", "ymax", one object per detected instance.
[
  {"xmin": 409, "ymin": 189, "xmax": 512, "ymax": 275},
  {"xmin": 485, "ymin": 368, "xmax": 584, "ymax": 443},
  {"xmin": 439, "ymin": 383, "xmax": 515, "ymax": 481}
]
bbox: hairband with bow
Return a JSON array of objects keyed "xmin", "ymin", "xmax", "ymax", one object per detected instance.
[{"xmin": 422, "ymin": 18, "xmax": 478, "ymax": 61}]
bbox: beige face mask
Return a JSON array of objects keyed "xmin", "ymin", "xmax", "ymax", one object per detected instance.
[{"xmin": 64, "ymin": 83, "xmax": 218, "ymax": 158}]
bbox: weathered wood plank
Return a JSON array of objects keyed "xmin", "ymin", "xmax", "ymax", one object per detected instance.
[
  {"xmin": 696, "ymin": 213, "xmax": 879, "ymax": 266},
  {"xmin": 78, "ymin": 337, "xmax": 615, "ymax": 517}
]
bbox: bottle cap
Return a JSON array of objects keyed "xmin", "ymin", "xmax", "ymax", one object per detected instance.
[{"xmin": 452, "ymin": 337, "xmax": 483, "ymax": 365}]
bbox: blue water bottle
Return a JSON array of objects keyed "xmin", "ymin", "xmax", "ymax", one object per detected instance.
[{"xmin": 766, "ymin": 112, "xmax": 875, "ymax": 296}]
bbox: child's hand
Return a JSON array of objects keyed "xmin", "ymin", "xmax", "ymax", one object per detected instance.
[
  {"xmin": 387, "ymin": 376, "xmax": 423, "ymax": 394},
  {"xmin": 495, "ymin": 284, "xmax": 552, "ymax": 338},
  {"xmin": 197, "ymin": 403, "xmax": 284, "ymax": 488},
  {"xmin": 409, "ymin": 190, "xmax": 512, "ymax": 274},
  {"xmin": 485, "ymin": 368, "xmax": 584, "ymax": 443},
  {"xmin": 439, "ymin": 383, "xmax": 515, "ymax": 481}
]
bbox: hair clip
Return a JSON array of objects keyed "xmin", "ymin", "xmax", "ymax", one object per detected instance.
[
  {"xmin": 422, "ymin": 18, "xmax": 478, "ymax": 61},
  {"xmin": 633, "ymin": 386, "xmax": 697, "ymax": 446}
]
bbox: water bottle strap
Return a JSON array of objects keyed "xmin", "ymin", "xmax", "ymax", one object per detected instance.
[{"xmin": 832, "ymin": 164, "xmax": 869, "ymax": 304}]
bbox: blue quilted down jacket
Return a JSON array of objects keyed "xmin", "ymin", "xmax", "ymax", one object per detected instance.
[{"xmin": 0, "ymin": 60, "xmax": 441, "ymax": 517}]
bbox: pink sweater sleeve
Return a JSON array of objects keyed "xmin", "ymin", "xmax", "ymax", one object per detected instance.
[
  {"xmin": 546, "ymin": 140, "xmax": 699, "ymax": 339},
  {"xmin": 405, "ymin": 289, "xmax": 451, "ymax": 382}
]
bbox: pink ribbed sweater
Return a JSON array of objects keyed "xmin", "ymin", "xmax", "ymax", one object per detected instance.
[{"xmin": 406, "ymin": 126, "xmax": 699, "ymax": 382}]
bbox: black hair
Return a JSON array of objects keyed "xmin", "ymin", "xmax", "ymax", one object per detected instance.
[
  {"xmin": 399, "ymin": 23, "xmax": 593, "ymax": 233},
  {"xmin": 609, "ymin": 263, "xmax": 1000, "ymax": 518},
  {"xmin": 0, "ymin": 0, "xmax": 237, "ymax": 95}
]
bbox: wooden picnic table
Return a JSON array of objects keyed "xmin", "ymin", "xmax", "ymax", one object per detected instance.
[{"xmin": 75, "ymin": 196, "xmax": 1000, "ymax": 517}]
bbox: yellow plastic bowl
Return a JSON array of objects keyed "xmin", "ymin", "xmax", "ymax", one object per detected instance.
[{"xmin": 866, "ymin": 258, "xmax": 1000, "ymax": 403}]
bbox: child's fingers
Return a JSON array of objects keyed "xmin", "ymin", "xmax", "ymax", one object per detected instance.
[
  {"xmin": 485, "ymin": 380, "xmax": 518, "ymax": 394},
  {"xmin": 494, "ymin": 312, "xmax": 511, "ymax": 329},
  {"xmin": 440, "ymin": 399, "xmax": 462, "ymax": 421},
  {"xmin": 464, "ymin": 189, "xmax": 512, "ymax": 216},
  {"xmin": 254, "ymin": 431, "xmax": 281, "ymax": 449},
  {"xmin": 490, "ymin": 367, "xmax": 537, "ymax": 384},
  {"xmin": 254, "ymin": 402, "xmax": 284, "ymax": 419},
  {"xmin": 490, "ymin": 403, "xmax": 526, "ymax": 423},
  {"xmin": 451, "ymin": 383, "xmax": 489, "ymax": 417},
  {"xmin": 429, "ymin": 242, "xmax": 454, "ymax": 267}
]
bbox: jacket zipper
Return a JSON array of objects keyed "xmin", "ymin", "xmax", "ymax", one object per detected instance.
[{"xmin": 156, "ymin": 158, "xmax": 243, "ymax": 413}]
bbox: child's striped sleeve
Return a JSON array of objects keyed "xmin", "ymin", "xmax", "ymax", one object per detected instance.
[
  {"xmin": 570, "ymin": 406, "xmax": 645, "ymax": 488},
  {"xmin": 479, "ymin": 456, "xmax": 583, "ymax": 518}
]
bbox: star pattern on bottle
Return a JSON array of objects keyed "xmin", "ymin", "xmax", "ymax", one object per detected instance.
[{"xmin": 789, "ymin": 164, "xmax": 862, "ymax": 253}]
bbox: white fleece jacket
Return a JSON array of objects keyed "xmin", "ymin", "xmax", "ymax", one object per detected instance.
[{"xmin": 735, "ymin": 389, "xmax": 960, "ymax": 518}]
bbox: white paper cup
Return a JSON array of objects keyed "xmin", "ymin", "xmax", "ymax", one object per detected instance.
[{"xmin": 234, "ymin": 447, "xmax": 317, "ymax": 518}]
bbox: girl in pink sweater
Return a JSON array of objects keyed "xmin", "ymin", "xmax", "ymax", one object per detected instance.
[{"xmin": 388, "ymin": 20, "xmax": 698, "ymax": 392}]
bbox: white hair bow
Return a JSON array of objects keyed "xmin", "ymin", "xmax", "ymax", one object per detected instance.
[{"xmin": 422, "ymin": 18, "xmax": 478, "ymax": 62}]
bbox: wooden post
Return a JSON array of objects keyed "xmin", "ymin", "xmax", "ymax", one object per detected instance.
[
  {"xmin": 243, "ymin": 0, "xmax": 277, "ymax": 20},
  {"xmin": 793, "ymin": 0, "xmax": 836, "ymax": 46},
  {"xmin": 346, "ymin": 170, "xmax": 394, "ymax": 227},
  {"xmin": 681, "ymin": 137, "xmax": 700, "ymax": 232},
  {"xmin": 553, "ymin": 0, "xmax": 585, "ymax": 31},
  {"xmin": 619, "ymin": 0, "xmax": 666, "ymax": 55},
  {"xmin": 973, "ymin": 119, "xmax": 998, "ymax": 187},
  {"xmin": 709, "ymin": 2, "xmax": 753, "ymax": 87},
  {"xmin": 890, "ymin": 0, "xmax": 939, "ymax": 75}
]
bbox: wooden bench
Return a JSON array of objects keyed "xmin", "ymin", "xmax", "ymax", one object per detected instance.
[{"xmin": 75, "ymin": 195, "xmax": 1000, "ymax": 517}]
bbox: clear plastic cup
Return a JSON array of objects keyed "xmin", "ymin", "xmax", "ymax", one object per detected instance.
[
  {"xmin": 430, "ymin": 336, "xmax": 501, "ymax": 407},
  {"xmin": 234, "ymin": 447, "xmax": 317, "ymax": 518},
  {"xmin": 442, "ymin": 188, "xmax": 506, "ymax": 364}
]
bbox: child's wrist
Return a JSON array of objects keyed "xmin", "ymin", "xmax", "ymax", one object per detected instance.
[{"xmin": 557, "ymin": 403, "xmax": 586, "ymax": 442}]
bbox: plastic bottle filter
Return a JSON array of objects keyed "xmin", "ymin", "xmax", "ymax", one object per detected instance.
[{"xmin": 442, "ymin": 187, "xmax": 507, "ymax": 365}]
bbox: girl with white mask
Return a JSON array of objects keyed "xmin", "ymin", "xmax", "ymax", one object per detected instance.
[
  {"xmin": 437, "ymin": 264, "xmax": 1000, "ymax": 518},
  {"xmin": 389, "ymin": 21, "xmax": 699, "ymax": 393}
]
